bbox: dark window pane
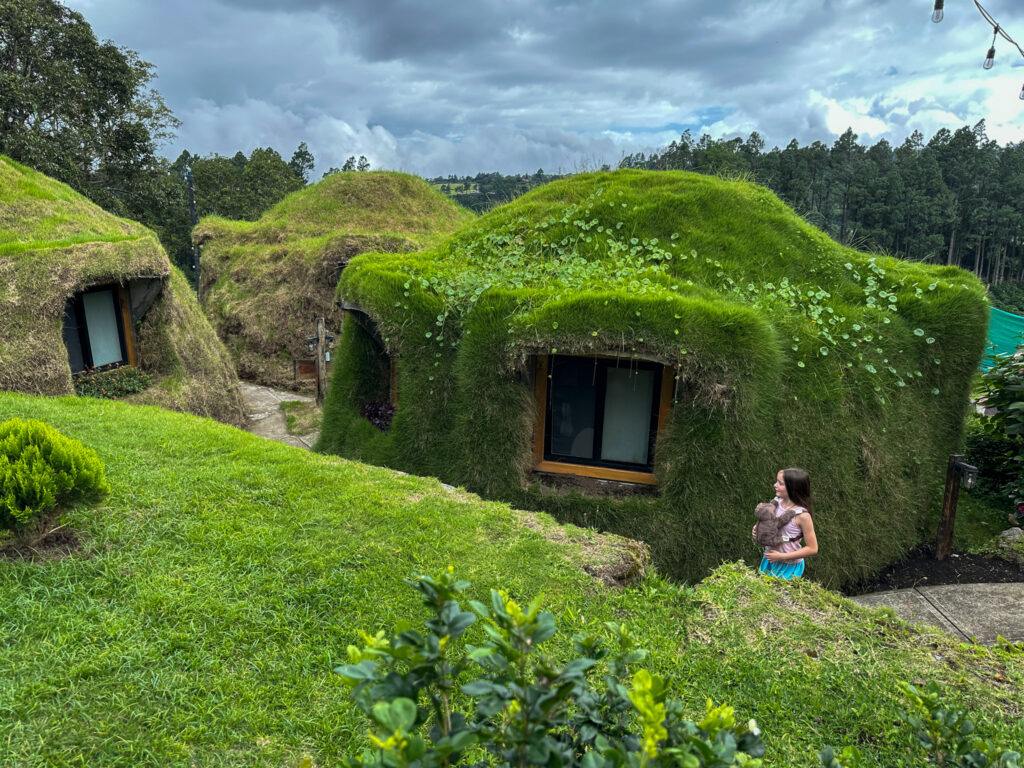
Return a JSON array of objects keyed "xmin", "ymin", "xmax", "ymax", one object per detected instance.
[
  {"xmin": 62, "ymin": 299, "xmax": 85, "ymax": 373},
  {"xmin": 550, "ymin": 358, "xmax": 596, "ymax": 459}
]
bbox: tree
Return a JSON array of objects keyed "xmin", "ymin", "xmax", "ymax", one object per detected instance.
[
  {"xmin": 341, "ymin": 156, "xmax": 357, "ymax": 172},
  {"xmin": 288, "ymin": 141, "xmax": 315, "ymax": 184},
  {"xmin": 0, "ymin": 0, "xmax": 179, "ymax": 218},
  {"xmin": 356, "ymin": 155, "xmax": 370, "ymax": 172}
]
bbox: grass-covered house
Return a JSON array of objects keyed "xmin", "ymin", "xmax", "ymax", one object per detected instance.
[
  {"xmin": 318, "ymin": 170, "xmax": 988, "ymax": 588},
  {"xmin": 0, "ymin": 155, "xmax": 245, "ymax": 425},
  {"xmin": 193, "ymin": 171, "xmax": 473, "ymax": 389}
]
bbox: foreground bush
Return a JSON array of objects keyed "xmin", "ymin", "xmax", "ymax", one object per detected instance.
[
  {"xmin": 336, "ymin": 569, "xmax": 766, "ymax": 768},
  {"xmin": 0, "ymin": 417, "xmax": 109, "ymax": 536}
]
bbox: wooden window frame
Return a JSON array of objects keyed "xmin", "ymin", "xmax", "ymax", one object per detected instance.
[
  {"xmin": 532, "ymin": 354, "xmax": 673, "ymax": 485},
  {"xmin": 65, "ymin": 284, "xmax": 135, "ymax": 373}
]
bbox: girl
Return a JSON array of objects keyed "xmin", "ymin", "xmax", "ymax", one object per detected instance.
[{"xmin": 754, "ymin": 467, "xmax": 818, "ymax": 579}]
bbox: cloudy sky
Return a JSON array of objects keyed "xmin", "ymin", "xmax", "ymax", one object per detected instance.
[{"xmin": 66, "ymin": 0, "xmax": 1024, "ymax": 179}]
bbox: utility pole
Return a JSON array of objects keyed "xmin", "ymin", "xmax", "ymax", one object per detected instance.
[
  {"xmin": 185, "ymin": 170, "xmax": 200, "ymax": 298},
  {"xmin": 315, "ymin": 317, "xmax": 327, "ymax": 406}
]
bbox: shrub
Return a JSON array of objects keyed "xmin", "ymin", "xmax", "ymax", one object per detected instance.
[
  {"xmin": 821, "ymin": 682, "xmax": 1021, "ymax": 767},
  {"xmin": 72, "ymin": 363, "xmax": 152, "ymax": 399},
  {"xmin": 972, "ymin": 351, "xmax": 1024, "ymax": 523},
  {"xmin": 0, "ymin": 417, "xmax": 110, "ymax": 535},
  {"xmin": 335, "ymin": 569, "xmax": 766, "ymax": 768}
]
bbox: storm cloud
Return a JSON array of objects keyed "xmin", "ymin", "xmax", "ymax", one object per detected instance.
[{"xmin": 67, "ymin": 0, "xmax": 1024, "ymax": 177}]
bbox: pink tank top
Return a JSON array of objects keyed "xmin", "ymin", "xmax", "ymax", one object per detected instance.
[{"xmin": 766, "ymin": 497, "xmax": 806, "ymax": 561}]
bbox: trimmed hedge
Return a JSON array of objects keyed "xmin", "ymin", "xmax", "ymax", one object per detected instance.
[
  {"xmin": 0, "ymin": 417, "xmax": 109, "ymax": 531},
  {"xmin": 317, "ymin": 170, "xmax": 989, "ymax": 588}
]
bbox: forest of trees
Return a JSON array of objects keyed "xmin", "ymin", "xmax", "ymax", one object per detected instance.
[
  {"xmin": 428, "ymin": 169, "xmax": 565, "ymax": 213},
  {"xmin": 619, "ymin": 125, "xmax": 1024, "ymax": 286}
]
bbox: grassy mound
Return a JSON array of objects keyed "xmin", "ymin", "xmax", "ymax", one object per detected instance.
[
  {"xmin": 0, "ymin": 156, "xmax": 244, "ymax": 425},
  {"xmin": 0, "ymin": 392, "xmax": 1021, "ymax": 766},
  {"xmin": 193, "ymin": 171, "xmax": 473, "ymax": 389},
  {"xmin": 319, "ymin": 170, "xmax": 988, "ymax": 588}
]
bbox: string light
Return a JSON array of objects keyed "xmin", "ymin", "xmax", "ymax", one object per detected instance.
[{"xmin": 932, "ymin": 1, "xmax": 1024, "ymax": 99}]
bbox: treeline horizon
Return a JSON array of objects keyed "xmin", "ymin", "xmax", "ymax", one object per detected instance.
[{"xmin": 617, "ymin": 123, "xmax": 1024, "ymax": 287}]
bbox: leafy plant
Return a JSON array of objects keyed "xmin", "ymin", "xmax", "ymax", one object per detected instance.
[
  {"xmin": 974, "ymin": 350, "xmax": 1024, "ymax": 521},
  {"xmin": 820, "ymin": 682, "xmax": 1021, "ymax": 768},
  {"xmin": 0, "ymin": 417, "xmax": 109, "ymax": 536},
  {"xmin": 335, "ymin": 569, "xmax": 765, "ymax": 768},
  {"xmin": 72, "ymin": 363, "xmax": 152, "ymax": 399}
]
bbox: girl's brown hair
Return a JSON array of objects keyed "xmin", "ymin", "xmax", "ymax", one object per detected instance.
[{"xmin": 783, "ymin": 467, "xmax": 813, "ymax": 513}]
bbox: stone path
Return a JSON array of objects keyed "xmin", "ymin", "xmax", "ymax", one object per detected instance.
[
  {"xmin": 851, "ymin": 582, "xmax": 1024, "ymax": 645},
  {"xmin": 238, "ymin": 381, "xmax": 318, "ymax": 450}
]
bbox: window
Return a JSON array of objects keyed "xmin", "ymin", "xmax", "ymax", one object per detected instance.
[
  {"xmin": 533, "ymin": 355, "xmax": 673, "ymax": 484},
  {"xmin": 62, "ymin": 285, "xmax": 133, "ymax": 373}
]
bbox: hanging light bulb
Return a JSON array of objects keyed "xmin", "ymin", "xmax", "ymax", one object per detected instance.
[
  {"xmin": 983, "ymin": 44, "xmax": 996, "ymax": 69},
  {"xmin": 931, "ymin": 0, "xmax": 944, "ymax": 23}
]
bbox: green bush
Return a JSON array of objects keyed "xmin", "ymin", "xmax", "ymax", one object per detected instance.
[
  {"xmin": 335, "ymin": 569, "xmax": 766, "ymax": 768},
  {"xmin": 821, "ymin": 682, "xmax": 1021, "ymax": 767},
  {"xmin": 72, "ymin": 363, "xmax": 152, "ymax": 399},
  {"xmin": 0, "ymin": 417, "xmax": 110, "ymax": 532},
  {"xmin": 971, "ymin": 351, "xmax": 1024, "ymax": 523}
]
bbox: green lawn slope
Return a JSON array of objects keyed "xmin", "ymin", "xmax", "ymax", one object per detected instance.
[
  {"xmin": 321, "ymin": 169, "xmax": 988, "ymax": 589},
  {"xmin": 0, "ymin": 155, "xmax": 244, "ymax": 425},
  {"xmin": 193, "ymin": 171, "xmax": 474, "ymax": 389},
  {"xmin": 1, "ymin": 393, "xmax": 1021, "ymax": 767}
]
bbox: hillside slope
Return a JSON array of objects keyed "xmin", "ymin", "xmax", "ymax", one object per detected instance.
[{"xmin": 0, "ymin": 393, "xmax": 1020, "ymax": 766}]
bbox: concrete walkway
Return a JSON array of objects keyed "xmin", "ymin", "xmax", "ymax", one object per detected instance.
[
  {"xmin": 851, "ymin": 583, "xmax": 1024, "ymax": 645},
  {"xmin": 238, "ymin": 381, "xmax": 318, "ymax": 450}
]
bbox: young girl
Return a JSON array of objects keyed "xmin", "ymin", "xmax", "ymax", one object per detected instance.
[{"xmin": 753, "ymin": 467, "xmax": 819, "ymax": 579}]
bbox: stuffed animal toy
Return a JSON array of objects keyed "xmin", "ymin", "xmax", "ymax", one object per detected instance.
[{"xmin": 754, "ymin": 500, "xmax": 797, "ymax": 548}]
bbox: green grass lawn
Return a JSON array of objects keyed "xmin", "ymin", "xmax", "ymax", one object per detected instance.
[
  {"xmin": 1, "ymin": 392, "xmax": 1022, "ymax": 767},
  {"xmin": 281, "ymin": 400, "xmax": 322, "ymax": 436}
]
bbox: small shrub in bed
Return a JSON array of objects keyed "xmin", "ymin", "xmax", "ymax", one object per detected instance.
[
  {"xmin": 0, "ymin": 418, "xmax": 110, "ymax": 541},
  {"xmin": 73, "ymin": 363, "xmax": 152, "ymax": 399}
]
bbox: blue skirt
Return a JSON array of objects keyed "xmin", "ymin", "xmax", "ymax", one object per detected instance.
[{"xmin": 759, "ymin": 556, "xmax": 805, "ymax": 579}]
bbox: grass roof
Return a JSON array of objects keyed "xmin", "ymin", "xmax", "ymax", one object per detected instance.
[
  {"xmin": 322, "ymin": 170, "xmax": 989, "ymax": 587},
  {"xmin": 193, "ymin": 171, "xmax": 474, "ymax": 389},
  {"xmin": 2, "ymin": 391, "xmax": 1021, "ymax": 765},
  {"xmin": 0, "ymin": 155, "xmax": 244, "ymax": 425}
]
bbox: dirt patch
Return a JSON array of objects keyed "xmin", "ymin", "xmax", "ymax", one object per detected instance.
[
  {"xmin": 515, "ymin": 509, "xmax": 650, "ymax": 588},
  {"xmin": 0, "ymin": 526, "xmax": 83, "ymax": 562},
  {"xmin": 848, "ymin": 546, "xmax": 1024, "ymax": 595}
]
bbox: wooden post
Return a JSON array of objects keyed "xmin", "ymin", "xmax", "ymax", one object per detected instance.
[
  {"xmin": 315, "ymin": 317, "xmax": 327, "ymax": 406},
  {"xmin": 936, "ymin": 454, "xmax": 962, "ymax": 560}
]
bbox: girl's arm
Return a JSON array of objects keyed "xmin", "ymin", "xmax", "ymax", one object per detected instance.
[{"xmin": 763, "ymin": 513, "xmax": 819, "ymax": 562}]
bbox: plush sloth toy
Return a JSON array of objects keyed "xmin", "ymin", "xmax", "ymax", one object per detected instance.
[{"xmin": 753, "ymin": 500, "xmax": 797, "ymax": 548}]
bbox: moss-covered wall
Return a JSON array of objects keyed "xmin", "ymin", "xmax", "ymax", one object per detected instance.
[
  {"xmin": 194, "ymin": 171, "xmax": 474, "ymax": 389},
  {"xmin": 0, "ymin": 155, "xmax": 245, "ymax": 426},
  {"xmin": 317, "ymin": 170, "xmax": 988, "ymax": 589}
]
